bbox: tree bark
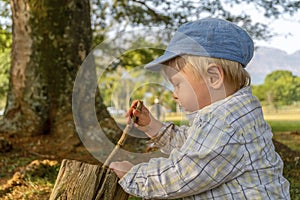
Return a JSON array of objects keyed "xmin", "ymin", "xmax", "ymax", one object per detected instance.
[
  {"xmin": 0, "ymin": 0, "xmax": 114, "ymax": 137},
  {"xmin": 50, "ymin": 159, "xmax": 129, "ymax": 200}
]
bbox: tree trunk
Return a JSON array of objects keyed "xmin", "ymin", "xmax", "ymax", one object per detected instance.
[
  {"xmin": 50, "ymin": 159, "xmax": 129, "ymax": 200},
  {"xmin": 0, "ymin": 0, "xmax": 114, "ymax": 137}
]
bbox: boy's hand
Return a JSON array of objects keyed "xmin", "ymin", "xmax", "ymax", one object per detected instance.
[
  {"xmin": 126, "ymin": 100, "xmax": 151, "ymax": 127},
  {"xmin": 126, "ymin": 100, "xmax": 163, "ymax": 138},
  {"xmin": 109, "ymin": 161, "xmax": 133, "ymax": 179}
]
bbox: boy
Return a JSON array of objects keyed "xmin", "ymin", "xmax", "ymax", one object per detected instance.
[{"xmin": 110, "ymin": 18, "xmax": 290, "ymax": 199}]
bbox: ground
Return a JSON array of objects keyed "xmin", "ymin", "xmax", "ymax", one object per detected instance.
[
  {"xmin": 0, "ymin": 133, "xmax": 99, "ymax": 200},
  {"xmin": 0, "ymin": 132, "xmax": 300, "ymax": 199}
]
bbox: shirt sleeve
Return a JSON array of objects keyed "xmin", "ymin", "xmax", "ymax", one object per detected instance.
[
  {"xmin": 149, "ymin": 122, "xmax": 190, "ymax": 154},
  {"xmin": 119, "ymin": 117, "xmax": 246, "ymax": 199}
]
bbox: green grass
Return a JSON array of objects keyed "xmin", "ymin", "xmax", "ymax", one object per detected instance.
[
  {"xmin": 0, "ymin": 153, "xmax": 37, "ymax": 179},
  {"xmin": 266, "ymin": 120, "xmax": 300, "ymax": 152},
  {"xmin": 267, "ymin": 120, "xmax": 300, "ymax": 132},
  {"xmin": 170, "ymin": 120, "xmax": 189, "ymax": 126},
  {"xmin": 0, "ymin": 152, "xmax": 60, "ymax": 200}
]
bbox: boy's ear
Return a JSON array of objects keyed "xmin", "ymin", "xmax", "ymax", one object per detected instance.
[{"xmin": 206, "ymin": 64, "xmax": 224, "ymax": 89}]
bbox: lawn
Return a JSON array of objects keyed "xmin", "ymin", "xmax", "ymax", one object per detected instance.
[
  {"xmin": 267, "ymin": 120, "xmax": 300, "ymax": 132},
  {"xmin": 263, "ymin": 111, "xmax": 300, "ymax": 151}
]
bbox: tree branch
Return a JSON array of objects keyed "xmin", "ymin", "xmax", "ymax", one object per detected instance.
[{"xmin": 131, "ymin": 0, "xmax": 169, "ymax": 23}]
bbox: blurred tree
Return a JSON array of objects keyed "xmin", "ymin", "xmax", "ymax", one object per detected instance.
[
  {"xmin": 264, "ymin": 70, "xmax": 300, "ymax": 106},
  {"xmin": 253, "ymin": 70, "xmax": 300, "ymax": 107},
  {"xmin": 92, "ymin": 0, "xmax": 300, "ymax": 113},
  {"xmin": 0, "ymin": 49, "xmax": 10, "ymax": 108},
  {"xmin": 0, "ymin": 0, "xmax": 11, "ymax": 49},
  {"xmin": 252, "ymin": 84, "xmax": 266, "ymax": 102},
  {"xmin": 91, "ymin": 0, "xmax": 300, "ymax": 44},
  {"xmin": 0, "ymin": 0, "xmax": 11, "ymax": 109},
  {"xmin": 98, "ymin": 36, "xmax": 165, "ymax": 108}
]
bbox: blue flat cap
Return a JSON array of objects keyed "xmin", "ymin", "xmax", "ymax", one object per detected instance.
[{"xmin": 145, "ymin": 18, "xmax": 254, "ymax": 71}]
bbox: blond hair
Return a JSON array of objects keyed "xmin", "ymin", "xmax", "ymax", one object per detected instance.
[{"xmin": 162, "ymin": 55, "xmax": 251, "ymax": 92}]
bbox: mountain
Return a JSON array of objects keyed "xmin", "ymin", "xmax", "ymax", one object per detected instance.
[{"xmin": 247, "ymin": 47, "xmax": 300, "ymax": 85}]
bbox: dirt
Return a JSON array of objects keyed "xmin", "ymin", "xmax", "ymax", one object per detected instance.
[
  {"xmin": 0, "ymin": 132, "xmax": 103, "ymax": 200},
  {"xmin": 0, "ymin": 133, "xmax": 299, "ymax": 199},
  {"xmin": 273, "ymin": 139, "xmax": 300, "ymax": 161},
  {"xmin": 2, "ymin": 133, "xmax": 99, "ymax": 163}
]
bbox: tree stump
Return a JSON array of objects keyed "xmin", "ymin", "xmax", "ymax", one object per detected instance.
[{"xmin": 49, "ymin": 159, "xmax": 129, "ymax": 200}]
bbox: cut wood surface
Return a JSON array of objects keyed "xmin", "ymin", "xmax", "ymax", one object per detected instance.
[{"xmin": 50, "ymin": 159, "xmax": 129, "ymax": 200}]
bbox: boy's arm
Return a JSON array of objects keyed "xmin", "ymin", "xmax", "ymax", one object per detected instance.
[
  {"xmin": 129, "ymin": 100, "xmax": 190, "ymax": 153},
  {"xmin": 147, "ymin": 122, "xmax": 190, "ymax": 154},
  {"xmin": 119, "ymin": 118, "xmax": 245, "ymax": 199}
]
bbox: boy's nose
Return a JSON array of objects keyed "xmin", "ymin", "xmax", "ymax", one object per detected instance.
[{"xmin": 172, "ymin": 92, "xmax": 178, "ymax": 100}]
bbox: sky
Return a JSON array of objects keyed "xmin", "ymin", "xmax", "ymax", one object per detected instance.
[
  {"xmin": 255, "ymin": 17, "xmax": 300, "ymax": 54},
  {"xmin": 245, "ymin": 4, "xmax": 300, "ymax": 55}
]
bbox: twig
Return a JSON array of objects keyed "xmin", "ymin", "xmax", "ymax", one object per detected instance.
[
  {"xmin": 97, "ymin": 101, "xmax": 143, "ymax": 197},
  {"xmin": 101, "ymin": 100, "xmax": 143, "ymax": 169}
]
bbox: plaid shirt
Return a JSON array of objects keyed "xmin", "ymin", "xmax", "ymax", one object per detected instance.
[{"xmin": 119, "ymin": 87, "xmax": 290, "ymax": 199}]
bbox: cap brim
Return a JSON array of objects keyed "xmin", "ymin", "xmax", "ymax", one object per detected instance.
[{"xmin": 144, "ymin": 51, "xmax": 180, "ymax": 71}]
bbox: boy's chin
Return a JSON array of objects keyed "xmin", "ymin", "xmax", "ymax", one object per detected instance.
[
  {"xmin": 182, "ymin": 107, "xmax": 197, "ymax": 113},
  {"xmin": 180, "ymin": 103, "xmax": 201, "ymax": 112}
]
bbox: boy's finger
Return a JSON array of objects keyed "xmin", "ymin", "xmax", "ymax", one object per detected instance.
[
  {"xmin": 131, "ymin": 101, "xmax": 143, "ymax": 123},
  {"xmin": 132, "ymin": 109, "xmax": 141, "ymax": 117},
  {"xmin": 125, "ymin": 107, "xmax": 134, "ymax": 117},
  {"xmin": 130, "ymin": 100, "xmax": 140, "ymax": 108},
  {"xmin": 109, "ymin": 162, "xmax": 117, "ymax": 169}
]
